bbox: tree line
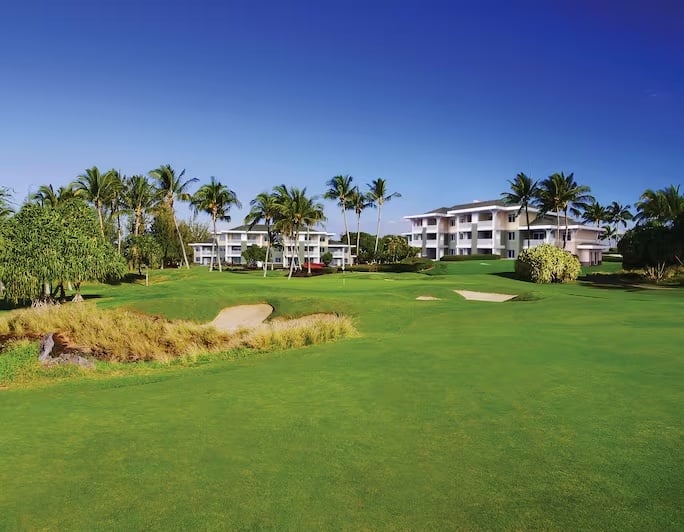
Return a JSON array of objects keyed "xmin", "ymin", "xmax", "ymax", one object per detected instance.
[{"xmin": 501, "ymin": 172, "xmax": 683, "ymax": 277}]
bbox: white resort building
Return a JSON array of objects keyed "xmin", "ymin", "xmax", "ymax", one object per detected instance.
[
  {"xmin": 189, "ymin": 225, "xmax": 349, "ymax": 267},
  {"xmin": 404, "ymin": 199, "xmax": 606, "ymax": 265}
]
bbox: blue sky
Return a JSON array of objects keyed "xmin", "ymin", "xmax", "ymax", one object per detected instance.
[{"xmin": 0, "ymin": 0, "xmax": 681, "ymax": 236}]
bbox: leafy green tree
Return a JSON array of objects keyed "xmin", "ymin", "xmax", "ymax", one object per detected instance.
[
  {"xmin": 367, "ymin": 178, "xmax": 401, "ymax": 255},
  {"xmin": 191, "ymin": 176, "xmax": 241, "ymax": 272},
  {"xmin": 324, "ymin": 175, "xmax": 355, "ymax": 270},
  {"xmin": 244, "ymin": 192, "xmax": 279, "ymax": 277},
  {"xmin": 242, "ymin": 245, "xmax": 267, "ymax": 268},
  {"xmin": 382, "ymin": 235, "xmax": 417, "ymax": 263},
  {"xmin": 151, "ymin": 204, "xmax": 181, "ymax": 267},
  {"xmin": 618, "ymin": 223, "xmax": 683, "ymax": 280},
  {"xmin": 124, "ymin": 234, "xmax": 163, "ymax": 273},
  {"xmin": 74, "ymin": 166, "xmax": 118, "ymax": 237},
  {"xmin": 149, "ymin": 164, "xmax": 198, "ymax": 269},
  {"xmin": 320, "ymin": 251, "xmax": 333, "ymax": 266},
  {"xmin": 0, "ymin": 187, "xmax": 12, "ymax": 218},
  {"xmin": 0, "ymin": 200, "xmax": 126, "ymax": 304},
  {"xmin": 501, "ymin": 172, "xmax": 538, "ymax": 249},
  {"xmin": 340, "ymin": 232, "xmax": 376, "ymax": 262}
]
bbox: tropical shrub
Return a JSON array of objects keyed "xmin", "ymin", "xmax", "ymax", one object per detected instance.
[{"xmin": 515, "ymin": 244, "xmax": 580, "ymax": 283}]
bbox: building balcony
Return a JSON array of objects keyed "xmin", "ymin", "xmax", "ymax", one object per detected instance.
[
  {"xmin": 476, "ymin": 220, "xmax": 493, "ymax": 230},
  {"xmin": 456, "ymin": 240, "xmax": 472, "ymax": 247},
  {"xmin": 477, "ymin": 239, "xmax": 493, "ymax": 247}
]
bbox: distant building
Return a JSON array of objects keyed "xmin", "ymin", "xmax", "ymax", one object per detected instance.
[
  {"xmin": 404, "ymin": 199, "xmax": 606, "ymax": 265},
  {"xmin": 189, "ymin": 224, "xmax": 349, "ymax": 267}
]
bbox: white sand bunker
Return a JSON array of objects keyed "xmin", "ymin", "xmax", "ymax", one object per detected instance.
[
  {"xmin": 211, "ymin": 304, "xmax": 273, "ymax": 332},
  {"xmin": 416, "ymin": 296, "xmax": 442, "ymax": 301},
  {"xmin": 454, "ymin": 290, "xmax": 516, "ymax": 302}
]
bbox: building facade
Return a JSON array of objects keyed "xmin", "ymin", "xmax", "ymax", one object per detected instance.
[
  {"xmin": 189, "ymin": 224, "xmax": 349, "ymax": 267},
  {"xmin": 404, "ymin": 199, "xmax": 606, "ymax": 265}
]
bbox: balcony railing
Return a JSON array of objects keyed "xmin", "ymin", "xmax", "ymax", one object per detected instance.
[
  {"xmin": 476, "ymin": 220, "xmax": 493, "ymax": 230},
  {"xmin": 476, "ymin": 239, "xmax": 493, "ymax": 247}
]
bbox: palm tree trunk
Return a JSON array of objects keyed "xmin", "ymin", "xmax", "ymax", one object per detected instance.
[
  {"xmin": 374, "ymin": 201, "xmax": 382, "ymax": 255},
  {"xmin": 525, "ymin": 206, "xmax": 531, "ymax": 249},
  {"xmin": 173, "ymin": 212, "xmax": 191, "ymax": 269},
  {"xmin": 263, "ymin": 222, "xmax": 271, "ymax": 278},
  {"xmin": 563, "ymin": 208, "xmax": 569, "ymax": 249},
  {"xmin": 209, "ymin": 216, "xmax": 216, "ymax": 272},
  {"xmin": 116, "ymin": 212, "xmax": 122, "ymax": 254},
  {"xmin": 134, "ymin": 207, "xmax": 142, "ymax": 236},
  {"xmin": 556, "ymin": 212, "xmax": 561, "ymax": 248},
  {"xmin": 96, "ymin": 200, "xmax": 105, "ymax": 237},
  {"xmin": 356, "ymin": 212, "xmax": 362, "ymax": 264},
  {"xmin": 342, "ymin": 207, "xmax": 351, "ymax": 270},
  {"xmin": 288, "ymin": 231, "xmax": 298, "ymax": 279}
]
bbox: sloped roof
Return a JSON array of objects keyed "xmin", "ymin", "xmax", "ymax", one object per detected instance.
[
  {"xmin": 530, "ymin": 214, "xmax": 580, "ymax": 227},
  {"xmin": 446, "ymin": 199, "xmax": 507, "ymax": 211}
]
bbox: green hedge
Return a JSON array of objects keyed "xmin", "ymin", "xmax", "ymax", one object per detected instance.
[
  {"xmin": 440, "ymin": 254, "xmax": 501, "ymax": 262},
  {"xmin": 602, "ymin": 255, "xmax": 623, "ymax": 263},
  {"xmin": 348, "ymin": 262, "xmax": 430, "ymax": 273}
]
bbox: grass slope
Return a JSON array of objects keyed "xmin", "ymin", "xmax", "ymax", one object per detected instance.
[{"xmin": 0, "ymin": 263, "xmax": 682, "ymax": 529}]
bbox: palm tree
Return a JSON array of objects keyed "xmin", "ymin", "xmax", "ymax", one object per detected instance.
[
  {"xmin": 302, "ymin": 196, "xmax": 326, "ymax": 275},
  {"xmin": 107, "ymin": 170, "xmax": 126, "ymax": 254},
  {"xmin": 244, "ymin": 192, "xmax": 279, "ymax": 277},
  {"xmin": 636, "ymin": 185, "xmax": 684, "ymax": 226},
  {"xmin": 74, "ymin": 166, "xmax": 117, "ymax": 237},
  {"xmin": 324, "ymin": 175, "xmax": 355, "ymax": 270},
  {"xmin": 581, "ymin": 199, "xmax": 607, "ymax": 227},
  {"xmin": 124, "ymin": 175, "xmax": 156, "ymax": 236},
  {"xmin": 149, "ymin": 164, "xmax": 198, "ymax": 269},
  {"xmin": 366, "ymin": 178, "xmax": 402, "ymax": 255},
  {"xmin": 600, "ymin": 225, "xmax": 617, "ymax": 248},
  {"xmin": 501, "ymin": 172, "xmax": 538, "ymax": 249},
  {"xmin": 273, "ymin": 185, "xmax": 313, "ymax": 279},
  {"xmin": 191, "ymin": 177, "xmax": 241, "ymax": 272},
  {"xmin": 349, "ymin": 188, "xmax": 372, "ymax": 264},
  {"xmin": 30, "ymin": 184, "xmax": 77, "ymax": 208},
  {"xmin": 606, "ymin": 201, "xmax": 633, "ymax": 245},
  {"xmin": 537, "ymin": 172, "xmax": 592, "ymax": 248}
]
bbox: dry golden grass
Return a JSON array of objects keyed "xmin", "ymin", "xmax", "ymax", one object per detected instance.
[{"xmin": 0, "ymin": 303, "xmax": 355, "ymax": 363}]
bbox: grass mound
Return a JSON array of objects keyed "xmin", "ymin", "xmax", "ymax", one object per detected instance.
[{"xmin": 0, "ymin": 303, "xmax": 356, "ymax": 365}]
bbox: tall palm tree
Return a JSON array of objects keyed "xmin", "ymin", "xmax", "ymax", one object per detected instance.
[
  {"xmin": 107, "ymin": 170, "xmax": 126, "ymax": 254},
  {"xmin": 30, "ymin": 184, "xmax": 77, "ymax": 208},
  {"xmin": 74, "ymin": 166, "xmax": 117, "ymax": 237},
  {"xmin": 606, "ymin": 201, "xmax": 633, "ymax": 245},
  {"xmin": 636, "ymin": 185, "xmax": 683, "ymax": 226},
  {"xmin": 149, "ymin": 164, "xmax": 198, "ymax": 269},
  {"xmin": 349, "ymin": 188, "xmax": 372, "ymax": 264},
  {"xmin": 273, "ymin": 185, "xmax": 313, "ymax": 279},
  {"xmin": 581, "ymin": 199, "xmax": 607, "ymax": 227},
  {"xmin": 366, "ymin": 178, "xmax": 401, "ymax": 255},
  {"xmin": 191, "ymin": 177, "xmax": 241, "ymax": 272},
  {"xmin": 537, "ymin": 172, "xmax": 592, "ymax": 248},
  {"xmin": 244, "ymin": 192, "xmax": 279, "ymax": 277},
  {"xmin": 302, "ymin": 196, "xmax": 326, "ymax": 275},
  {"xmin": 324, "ymin": 175, "xmax": 354, "ymax": 270},
  {"xmin": 501, "ymin": 172, "xmax": 538, "ymax": 249},
  {"xmin": 124, "ymin": 175, "xmax": 156, "ymax": 236},
  {"xmin": 600, "ymin": 225, "xmax": 617, "ymax": 248}
]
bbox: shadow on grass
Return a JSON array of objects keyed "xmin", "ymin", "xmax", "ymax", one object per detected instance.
[
  {"xmin": 0, "ymin": 294, "xmax": 103, "ymax": 311},
  {"xmin": 490, "ymin": 271, "xmax": 519, "ymax": 281}
]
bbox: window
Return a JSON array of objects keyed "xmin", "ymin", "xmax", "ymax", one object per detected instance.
[
  {"xmin": 477, "ymin": 231, "xmax": 492, "ymax": 239},
  {"xmin": 275, "ymin": 257, "xmax": 282, "ymax": 263},
  {"xmin": 450, "ymin": 234, "xmax": 456, "ymax": 241},
  {"xmin": 479, "ymin": 212, "xmax": 493, "ymax": 221},
  {"xmin": 450, "ymin": 219, "xmax": 456, "ymax": 226},
  {"xmin": 459, "ymin": 214, "xmax": 472, "ymax": 223},
  {"xmin": 508, "ymin": 214, "xmax": 516, "ymax": 223},
  {"xmin": 427, "ymin": 218, "xmax": 437, "ymax": 225},
  {"xmin": 450, "ymin": 249, "xmax": 455, "ymax": 255},
  {"xmin": 459, "ymin": 231, "xmax": 472, "ymax": 240},
  {"xmin": 532, "ymin": 231, "xmax": 545, "ymax": 240},
  {"xmin": 508, "ymin": 250, "xmax": 516, "ymax": 258},
  {"xmin": 508, "ymin": 232, "xmax": 515, "ymax": 241},
  {"xmin": 566, "ymin": 232, "xmax": 572, "ymax": 241}
]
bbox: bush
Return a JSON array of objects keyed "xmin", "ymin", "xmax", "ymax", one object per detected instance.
[
  {"xmin": 515, "ymin": 244, "xmax": 580, "ymax": 283},
  {"xmin": 347, "ymin": 261, "xmax": 431, "ymax": 273},
  {"xmin": 440, "ymin": 254, "xmax": 501, "ymax": 261}
]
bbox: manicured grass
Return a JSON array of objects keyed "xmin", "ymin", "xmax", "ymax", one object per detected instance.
[{"xmin": 0, "ymin": 263, "xmax": 682, "ymax": 529}]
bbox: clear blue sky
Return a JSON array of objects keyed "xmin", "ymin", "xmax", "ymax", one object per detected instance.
[{"xmin": 1, "ymin": 0, "xmax": 681, "ymax": 236}]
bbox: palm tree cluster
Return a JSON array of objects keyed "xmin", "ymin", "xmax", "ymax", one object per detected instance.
[
  {"xmin": 28, "ymin": 165, "xmax": 241, "ymax": 271},
  {"xmin": 323, "ymin": 175, "xmax": 401, "ymax": 267},
  {"xmin": 502, "ymin": 171, "xmax": 595, "ymax": 249},
  {"xmin": 635, "ymin": 185, "xmax": 684, "ymax": 226}
]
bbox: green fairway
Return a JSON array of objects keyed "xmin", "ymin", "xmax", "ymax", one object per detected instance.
[{"xmin": 1, "ymin": 263, "xmax": 682, "ymax": 529}]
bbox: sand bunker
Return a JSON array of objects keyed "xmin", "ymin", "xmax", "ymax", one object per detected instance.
[
  {"xmin": 211, "ymin": 304, "xmax": 273, "ymax": 332},
  {"xmin": 454, "ymin": 290, "xmax": 516, "ymax": 302},
  {"xmin": 416, "ymin": 296, "xmax": 442, "ymax": 301}
]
